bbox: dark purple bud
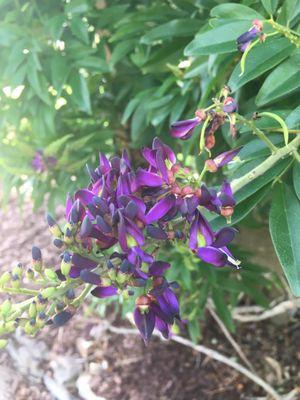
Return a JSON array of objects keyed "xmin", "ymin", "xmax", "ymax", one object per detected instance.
[
  {"xmin": 53, "ymin": 310, "xmax": 73, "ymax": 327},
  {"xmin": 80, "ymin": 269, "xmax": 101, "ymax": 285},
  {"xmin": 96, "ymin": 215, "xmax": 112, "ymax": 233},
  {"xmin": 80, "ymin": 215, "xmax": 93, "ymax": 237},
  {"xmin": 149, "ymin": 261, "xmax": 170, "ymax": 276},
  {"xmin": 46, "ymin": 213, "xmax": 56, "ymax": 227},
  {"xmin": 38, "ymin": 311, "xmax": 46, "ymax": 320},
  {"xmin": 213, "ymin": 227, "xmax": 237, "ymax": 248},
  {"xmin": 70, "ymin": 199, "xmax": 83, "ymax": 224},
  {"xmin": 37, "ymin": 294, "xmax": 47, "ymax": 304},
  {"xmin": 63, "ymin": 251, "xmax": 71, "ymax": 263},
  {"xmin": 125, "ymin": 201, "xmax": 138, "ymax": 219},
  {"xmin": 32, "ymin": 246, "xmax": 42, "ymax": 261},
  {"xmin": 120, "ymin": 259, "xmax": 135, "ymax": 274},
  {"xmin": 146, "ymin": 225, "xmax": 168, "ymax": 240},
  {"xmin": 65, "ymin": 289, "xmax": 75, "ymax": 299},
  {"xmin": 91, "ymin": 286, "xmax": 118, "ymax": 298},
  {"xmin": 86, "ymin": 163, "xmax": 99, "ymax": 182},
  {"xmin": 92, "ymin": 196, "xmax": 109, "ymax": 214},
  {"xmin": 134, "ymin": 307, "xmax": 155, "ymax": 344},
  {"xmin": 53, "ymin": 238, "xmax": 64, "ymax": 248}
]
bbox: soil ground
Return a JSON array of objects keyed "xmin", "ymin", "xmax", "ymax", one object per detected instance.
[{"xmin": 0, "ymin": 199, "xmax": 299, "ymax": 400}]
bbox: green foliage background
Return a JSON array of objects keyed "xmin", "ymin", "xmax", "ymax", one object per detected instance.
[{"xmin": 0, "ymin": 0, "xmax": 300, "ymax": 340}]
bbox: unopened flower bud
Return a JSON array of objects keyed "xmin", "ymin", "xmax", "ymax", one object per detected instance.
[
  {"xmin": 26, "ymin": 268, "xmax": 35, "ymax": 280},
  {"xmin": 12, "ymin": 263, "xmax": 23, "ymax": 278},
  {"xmin": 80, "ymin": 215, "xmax": 93, "ymax": 237},
  {"xmin": 5, "ymin": 320, "xmax": 17, "ymax": 333},
  {"xmin": 0, "ymin": 299, "xmax": 12, "ymax": 318},
  {"xmin": 28, "ymin": 301, "xmax": 37, "ymax": 319},
  {"xmin": 64, "ymin": 228, "xmax": 73, "ymax": 245},
  {"xmin": 61, "ymin": 252, "xmax": 72, "ymax": 276},
  {"xmin": 53, "ymin": 238, "xmax": 64, "ymax": 248},
  {"xmin": 32, "ymin": 246, "xmax": 42, "ymax": 272},
  {"xmin": 0, "ymin": 272, "xmax": 10, "ymax": 287},
  {"xmin": 46, "ymin": 214, "xmax": 62, "ymax": 237},
  {"xmin": 11, "ymin": 274, "xmax": 20, "ymax": 289},
  {"xmin": 44, "ymin": 268, "xmax": 58, "ymax": 281}
]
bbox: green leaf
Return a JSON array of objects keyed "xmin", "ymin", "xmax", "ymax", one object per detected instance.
[
  {"xmin": 261, "ymin": 0, "xmax": 279, "ymax": 15},
  {"xmin": 131, "ymin": 103, "xmax": 147, "ymax": 142},
  {"xmin": 110, "ymin": 40, "xmax": 135, "ymax": 66},
  {"xmin": 44, "ymin": 135, "xmax": 73, "ymax": 156},
  {"xmin": 184, "ymin": 20, "xmax": 251, "ymax": 56},
  {"xmin": 256, "ymin": 55, "xmax": 300, "ymax": 106},
  {"xmin": 211, "ymin": 3, "xmax": 264, "ymax": 20},
  {"xmin": 68, "ymin": 72, "xmax": 91, "ymax": 114},
  {"xmin": 141, "ymin": 19, "xmax": 200, "ymax": 45},
  {"xmin": 286, "ymin": 105, "xmax": 300, "ymax": 129},
  {"xmin": 50, "ymin": 55, "xmax": 70, "ymax": 96},
  {"xmin": 269, "ymin": 183, "xmax": 300, "ymax": 296},
  {"xmin": 228, "ymin": 37, "xmax": 294, "ymax": 91},
  {"xmin": 65, "ymin": 0, "xmax": 89, "ymax": 15},
  {"xmin": 293, "ymin": 163, "xmax": 300, "ymax": 200},
  {"xmin": 70, "ymin": 16, "xmax": 89, "ymax": 44}
]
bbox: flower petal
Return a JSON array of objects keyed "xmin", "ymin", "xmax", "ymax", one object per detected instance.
[
  {"xmin": 134, "ymin": 308, "xmax": 155, "ymax": 344},
  {"xmin": 145, "ymin": 194, "xmax": 175, "ymax": 224}
]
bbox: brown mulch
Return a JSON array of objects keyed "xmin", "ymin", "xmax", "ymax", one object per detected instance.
[{"xmin": 0, "ymin": 199, "xmax": 299, "ymax": 400}]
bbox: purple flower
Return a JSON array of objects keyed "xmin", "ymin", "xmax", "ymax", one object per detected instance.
[
  {"xmin": 205, "ymin": 147, "xmax": 242, "ymax": 172},
  {"xmin": 170, "ymin": 117, "xmax": 200, "ymax": 140},
  {"xmin": 237, "ymin": 20, "xmax": 263, "ymax": 52}
]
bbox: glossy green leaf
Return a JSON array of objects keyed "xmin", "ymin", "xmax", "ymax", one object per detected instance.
[
  {"xmin": 293, "ymin": 163, "xmax": 300, "ymax": 200},
  {"xmin": 50, "ymin": 55, "xmax": 70, "ymax": 96},
  {"xmin": 68, "ymin": 72, "xmax": 91, "ymax": 114},
  {"xmin": 184, "ymin": 20, "xmax": 251, "ymax": 56},
  {"xmin": 229, "ymin": 37, "xmax": 294, "ymax": 91},
  {"xmin": 141, "ymin": 19, "xmax": 200, "ymax": 44},
  {"xmin": 261, "ymin": 0, "xmax": 279, "ymax": 15},
  {"xmin": 286, "ymin": 105, "xmax": 300, "ymax": 129},
  {"xmin": 256, "ymin": 55, "xmax": 300, "ymax": 106},
  {"xmin": 211, "ymin": 3, "xmax": 264, "ymax": 20},
  {"xmin": 269, "ymin": 183, "xmax": 300, "ymax": 296},
  {"xmin": 70, "ymin": 16, "xmax": 89, "ymax": 44},
  {"xmin": 65, "ymin": 0, "xmax": 89, "ymax": 15}
]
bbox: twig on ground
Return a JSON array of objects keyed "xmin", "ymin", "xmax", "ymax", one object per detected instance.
[
  {"xmin": 106, "ymin": 323, "xmax": 282, "ymax": 400},
  {"xmin": 233, "ymin": 300, "xmax": 300, "ymax": 323},
  {"xmin": 207, "ymin": 302, "xmax": 255, "ymax": 372}
]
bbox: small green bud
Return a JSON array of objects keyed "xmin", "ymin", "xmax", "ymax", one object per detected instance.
[
  {"xmin": 41, "ymin": 287, "xmax": 56, "ymax": 299},
  {"xmin": 11, "ymin": 275, "xmax": 20, "ymax": 289},
  {"xmin": 116, "ymin": 272, "xmax": 128, "ymax": 285},
  {"xmin": 140, "ymin": 263, "xmax": 149, "ymax": 273},
  {"xmin": 0, "ymin": 272, "xmax": 10, "ymax": 287},
  {"xmin": 24, "ymin": 320, "xmax": 35, "ymax": 335},
  {"xmin": 0, "ymin": 323, "xmax": 6, "ymax": 335},
  {"xmin": 26, "ymin": 268, "xmax": 35, "ymax": 280},
  {"xmin": 44, "ymin": 268, "xmax": 58, "ymax": 281},
  {"xmin": 107, "ymin": 269, "xmax": 116, "ymax": 281},
  {"xmin": 60, "ymin": 252, "xmax": 71, "ymax": 276},
  {"xmin": 46, "ymin": 214, "xmax": 63, "ymax": 237},
  {"xmin": 101, "ymin": 277, "xmax": 112, "ymax": 286},
  {"xmin": 28, "ymin": 302, "xmax": 37, "ymax": 319},
  {"xmin": 0, "ymin": 299, "xmax": 12, "ymax": 318},
  {"xmin": 12, "ymin": 263, "xmax": 23, "ymax": 278},
  {"xmin": 0, "ymin": 339, "xmax": 8, "ymax": 349},
  {"xmin": 4, "ymin": 321, "xmax": 17, "ymax": 333}
]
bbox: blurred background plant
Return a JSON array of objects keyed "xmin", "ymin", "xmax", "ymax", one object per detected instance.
[{"xmin": 0, "ymin": 0, "xmax": 300, "ymax": 342}]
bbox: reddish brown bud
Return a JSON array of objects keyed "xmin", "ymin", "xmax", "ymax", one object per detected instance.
[
  {"xmin": 135, "ymin": 295, "xmax": 151, "ymax": 307},
  {"xmin": 195, "ymin": 109, "xmax": 206, "ymax": 120},
  {"xmin": 220, "ymin": 206, "xmax": 234, "ymax": 217},
  {"xmin": 205, "ymin": 159, "xmax": 218, "ymax": 173}
]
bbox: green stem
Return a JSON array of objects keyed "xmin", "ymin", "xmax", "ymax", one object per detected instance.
[
  {"xmin": 266, "ymin": 19, "xmax": 300, "ymax": 47},
  {"xmin": 236, "ymin": 114, "xmax": 278, "ymax": 152},
  {"xmin": 0, "ymin": 287, "xmax": 39, "ymax": 296},
  {"xmin": 231, "ymin": 135, "xmax": 300, "ymax": 193},
  {"xmin": 72, "ymin": 284, "xmax": 93, "ymax": 307}
]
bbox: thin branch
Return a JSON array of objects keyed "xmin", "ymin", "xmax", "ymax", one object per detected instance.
[
  {"xmin": 207, "ymin": 302, "xmax": 255, "ymax": 371},
  {"xmin": 233, "ymin": 299, "xmax": 300, "ymax": 323},
  {"xmin": 106, "ymin": 323, "xmax": 282, "ymax": 400}
]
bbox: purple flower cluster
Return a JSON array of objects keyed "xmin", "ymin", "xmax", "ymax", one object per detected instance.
[{"xmin": 49, "ymin": 138, "xmax": 240, "ymax": 343}]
